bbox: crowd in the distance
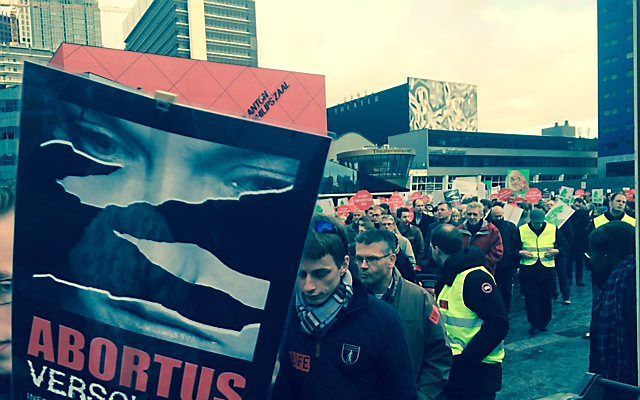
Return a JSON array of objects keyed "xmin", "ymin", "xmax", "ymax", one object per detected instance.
[{"xmin": 0, "ymin": 184, "xmax": 637, "ymax": 400}]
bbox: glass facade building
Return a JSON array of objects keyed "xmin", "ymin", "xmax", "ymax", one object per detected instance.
[
  {"xmin": 336, "ymin": 147, "xmax": 416, "ymax": 189},
  {"xmin": 126, "ymin": 0, "xmax": 258, "ymax": 67},
  {"xmin": 0, "ymin": 85, "xmax": 20, "ymax": 184},
  {"xmin": 597, "ymin": 0, "xmax": 635, "ymax": 176},
  {"xmin": 389, "ymin": 129, "xmax": 598, "ymax": 190},
  {"xmin": 30, "ymin": 0, "xmax": 102, "ymax": 52}
]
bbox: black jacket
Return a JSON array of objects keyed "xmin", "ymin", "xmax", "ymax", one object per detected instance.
[
  {"xmin": 273, "ymin": 279, "xmax": 419, "ymax": 400},
  {"xmin": 412, "ymin": 213, "xmax": 434, "ymax": 243},
  {"xmin": 435, "ymin": 247, "xmax": 509, "ymax": 395},
  {"xmin": 490, "ymin": 217, "xmax": 520, "ymax": 273}
]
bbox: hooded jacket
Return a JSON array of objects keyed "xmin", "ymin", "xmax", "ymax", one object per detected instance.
[
  {"xmin": 458, "ymin": 220, "xmax": 504, "ymax": 273},
  {"xmin": 435, "ymin": 247, "xmax": 509, "ymax": 395},
  {"xmin": 273, "ymin": 279, "xmax": 419, "ymax": 400}
]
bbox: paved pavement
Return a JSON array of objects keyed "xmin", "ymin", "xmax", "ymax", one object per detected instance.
[{"xmin": 497, "ymin": 275, "xmax": 593, "ymax": 400}]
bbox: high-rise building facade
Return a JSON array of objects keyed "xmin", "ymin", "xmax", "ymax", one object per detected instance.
[
  {"xmin": 125, "ymin": 0, "xmax": 258, "ymax": 67},
  {"xmin": 30, "ymin": 0, "xmax": 102, "ymax": 52},
  {"xmin": 597, "ymin": 0, "xmax": 635, "ymax": 177},
  {"xmin": 0, "ymin": 44, "xmax": 52, "ymax": 87}
]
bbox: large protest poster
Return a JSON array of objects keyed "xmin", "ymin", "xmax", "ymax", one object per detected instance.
[
  {"xmin": 506, "ymin": 169, "xmax": 530, "ymax": 195},
  {"xmin": 11, "ymin": 62, "xmax": 330, "ymax": 400}
]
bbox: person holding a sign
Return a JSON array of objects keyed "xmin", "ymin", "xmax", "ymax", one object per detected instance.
[
  {"xmin": 517, "ymin": 209, "xmax": 569, "ymax": 335},
  {"xmin": 0, "ymin": 186, "xmax": 14, "ymax": 400},
  {"xmin": 356, "ymin": 229, "xmax": 451, "ymax": 400},
  {"xmin": 274, "ymin": 215, "xmax": 419, "ymax": 400}
]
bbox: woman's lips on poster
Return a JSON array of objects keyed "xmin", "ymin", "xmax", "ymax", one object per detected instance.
[
  {"xmin": 0, "ymin": 340, "xmax": 10, "ymax": 352},
  {"xmin": 32, "ymin": 274, "xmax": 259, "ymax": 361}
]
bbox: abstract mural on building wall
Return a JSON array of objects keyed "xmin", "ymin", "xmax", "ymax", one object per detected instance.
[{"xmin": 408, "ymin": 77, "xmax": 478, "ymax": 132}]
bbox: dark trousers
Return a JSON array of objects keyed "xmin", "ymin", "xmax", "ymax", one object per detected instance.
[
  {"xmin": 447, "ymin": 394, "xmax": 496, "ymax": 400},
  {"xmin": 551, "ymin": 258, "xmax": 571, "ymax": 301},
  {"xmin": 566, "ymin": 249, "xmax": 585, "ymax": 283},
  {"xmin": 520, "ymin": 270, "xmax": 553, "ymax": 330},
  {"xmin": 494, "ymin": 267, "xmax": 515, "ymax": 313}
]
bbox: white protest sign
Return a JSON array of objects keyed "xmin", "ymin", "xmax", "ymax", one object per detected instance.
[
  {"xmin": 503, "ymin": 203, "xmax": 524, "ymax": 226},
  {"xmin": 315, "ymin": 199, "xmax": 334, "ymax": 214},
  {"xmin": 592, "ymin": 189, "xmax": 604, "ymax": 204},
  {"xmin": 430, "ymin": 190, "xmax": 445, "ymax": 205},
  {"xmin": 545, "ymin": 200, "xmax": 575, "ymax": 229},
  {"xmin": 453, "ymin": 177, "xmax": 478, "ymax": 196}
]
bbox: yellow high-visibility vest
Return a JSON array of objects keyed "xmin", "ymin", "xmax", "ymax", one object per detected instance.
[
  {"xmin": 437, "ymin": 266, "xmax": 505, "ymax": 364},
  {"xmin": 593, "ymin": 213, "xmax": 636, "ymax": 229},
  {"xmin": 519, "ymin": 223, "xmax": 557, "ymax": 268}
]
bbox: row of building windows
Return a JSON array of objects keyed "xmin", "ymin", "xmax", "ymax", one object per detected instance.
[
  {"xmin": 428, "ymin": 155, "xmax": 597, "ymax": 168},
  {"xmin": 427, "ymin": 132, "xmax": 597, "ymax": 152},
  {"xmin": 206, "ymin": 43, "xmax": 251, "ymax": 57},
  {"xmin": 205, "ymin": 30, "xmax": 250, "ymax": 46},
  {"xmin": 206, "ymin": 18, "xmax": 251, "ymax": 33},
  {"xmin": 205, "ymin": 0, "xmax": 250, "ymax": 10},
  {"xmin": 204, "ymin": 4, "xmax": 251, "ymax": 21},
  {"xmin": 0, "ymin": 100, "xmax": 18, "ymax": 112}
]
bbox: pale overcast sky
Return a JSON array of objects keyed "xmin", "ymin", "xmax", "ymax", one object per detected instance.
[{"xmin": 101, "ymin": 0, "xmax": 597, "ymax": 137}]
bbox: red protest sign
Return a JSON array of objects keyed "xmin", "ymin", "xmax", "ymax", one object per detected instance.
[
  {"xmin": 575, "ymin": 189, "xmax": 586, "ymax": 198},
  {"xmin": 423, "ymin": 194, "xmax": 432, "ymax": 204},
  {"xmin": 378, "ymin": 197, "xmax": 389, "ymax": 204},
  {"xmin": 352, "ymin": 190, "xmax": 373, "ymax": 210},
  {"xmin": 491, "ymin": 193, "xmax": 498, "ymax": 200},
  {"xmin": 525, "ymin": 188, "xmax": 542, "ymax": 204},
  {"xmin": 336, "ymin": 205, "xmax": 350, "ymax": 218},
  {"xmin": 389, "ymin": 193, "xmax": 404, "ymax": 210},
  {"xmin": 626, "ymin": 189, "xmax": 636, "ymax": 202},
  {"xmin": 513, "ymin": 197, "xmax": 526, "ymax": 204},
  {"xmin": 410, "ymin": 191, "xmax": 423, "ymax": 202},
  {"xmin": 497, "ymin": 189, "xmax": 513, "ymax": 202}
]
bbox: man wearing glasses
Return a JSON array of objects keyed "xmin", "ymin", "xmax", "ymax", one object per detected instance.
[
  {"xmin": 356, "ymin": 229, "xmax": 451, "ymax": 400},
  {"xmin": 273, "ymin": 215, "xmax": 419, "ymax": 399},
  {"xmin": 457, "ymin": 202, "xmax": 503, "ymax": 275},
  {"xmin": 0, "ymin": 186, "xmax": 14, "ymax": 399}
]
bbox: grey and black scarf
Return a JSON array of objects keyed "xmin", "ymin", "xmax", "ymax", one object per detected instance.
[{"xmin": 295, "ymin": 270, "xmax": 353, "ymax": 338}]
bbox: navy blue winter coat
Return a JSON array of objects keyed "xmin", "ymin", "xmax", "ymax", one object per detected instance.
[{"xmin": 272, "ymin": 279, "xmax": 419, "ymax": 400}]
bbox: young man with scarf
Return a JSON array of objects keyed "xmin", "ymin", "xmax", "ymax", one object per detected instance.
[
  {"xmin": 587, "ymin": 221, "xmax": 637, "ymax": 400},
  {"xmin": 273, "ymin": 215, "xmax": 418, "ymax": 400},
  {"xmin": 356, "ymin": 229, "xmax": 451, "ymax": 400}
]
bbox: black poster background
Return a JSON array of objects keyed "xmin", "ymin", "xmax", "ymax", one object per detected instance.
[{"xmin": 11, "ymin": 62, "xmax": 330, "ymax": 399}]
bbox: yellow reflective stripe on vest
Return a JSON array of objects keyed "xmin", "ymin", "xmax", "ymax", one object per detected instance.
[
  {"xmin": 519, "ymin": 223, "xmax": 557, "ymax": 268},
  {"xmin": 594, "ymin": 214, "xmax": 636, "ymax": 228},
  {"xmin": 437, "ymin": 266, "xmax": 505, "ymax": 364}
]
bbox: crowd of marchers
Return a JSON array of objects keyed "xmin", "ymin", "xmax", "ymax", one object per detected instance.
[
  {"xmin": 275, "ymin": 190, "xmax": 637, "ymax": 400},
  {"xmin": 0, "ymin": 185, "xmax": 638, "ymax": 400}
]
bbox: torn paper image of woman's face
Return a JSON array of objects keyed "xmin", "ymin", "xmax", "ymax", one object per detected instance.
[{"xmin": 33, "ymin": 101, "xmax": 300, "ymax": 361}]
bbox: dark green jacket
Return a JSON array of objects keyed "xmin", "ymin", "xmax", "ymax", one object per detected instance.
[{"xmin": 388, "ymin": 269, "xmax": 452, "ymax": 400}]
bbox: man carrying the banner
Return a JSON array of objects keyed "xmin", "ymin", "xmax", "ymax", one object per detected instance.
[
  {"xmin": 517, "ymin": 209, "xmax": 569, "ymax": 335},
  {"xmin": 432, "ymin": 225, "xmax": 509, "ymax": 400},
  {"xmin": 274, "ymin": 215, "xmax": 419, "ymax": 399}
]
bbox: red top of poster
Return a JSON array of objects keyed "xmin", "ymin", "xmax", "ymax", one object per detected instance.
[
  {"xmin": 49, "ymin": 44, "xmax": 327, "ymax": 135},
  {"xmin": 353, "ymin": 190, "xmax": 373, "ymax": 210}
]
